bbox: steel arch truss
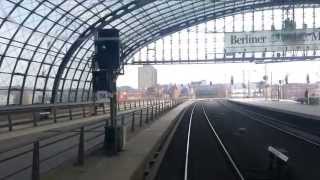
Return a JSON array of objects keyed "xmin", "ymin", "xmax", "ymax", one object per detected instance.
[
  {"xmin": 0, "ymin": 0, "xmax": 319, "ymax": 106},
  {"xmin": 128, "ymin": 5, "xmax": 320, "ymax": 65}
]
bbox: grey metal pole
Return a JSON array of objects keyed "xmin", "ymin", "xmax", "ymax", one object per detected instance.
[
  {"xmin": 151, "ymin": 106, "xmax": 154, "ymax": 121},
  {"xmin": 105, "ymin": 73, "xmax": 118, "ymax": 155},
  {"xmin": 121, "ymin": 114, "xmax": 125, "ymax": 126},
  {"xmin": 110, "ymin": 75, "xmax": 117, "ymax": 128},
  {"xmin": 146, "ymin": 107, "xmax": 149, "ymax": 123},
  {"xmin": 32, "ymin": 141, "xmax": 40, "ymax": 180},
  {"xmin": 77, "ymin": 127, "xmax": 85, "ymax": 166},
  {"xmin": 131, "ymin": 111, "xmax": 135, "ymax": 132},
  {"xmin": 8, "ymin": 114, "xmax": 12, "ymax": 131},
  {"xmin": 139, "ymin": 109, "xmax": 143, "ymax": 127},
  {"xmin": 155, "ymin": 100, "xmax": 158, "ymax": 117}
]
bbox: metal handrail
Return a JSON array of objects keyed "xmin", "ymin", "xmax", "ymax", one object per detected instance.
[
  {"xmin": 0, "ymin": 98, "xmax": 165, "ymax": 113},
  {"xmin": 0, "ymin": 99, "xmax": 182, "ymax": 152},
  {"xmin": 0, "ymin": 99, "xmax": 184, "ymax": 180},
  {"xmin": 0, "ymin": 98, "xmax": 170, "ymax": 132}
]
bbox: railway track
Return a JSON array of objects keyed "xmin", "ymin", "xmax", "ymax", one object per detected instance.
[
  {"xmin": 201, "ymin": 103, "xmax": 245, "ymax": 180},
  {"xmin": 220, "ymin": 100, "xmax": 320, "ymax": 148},
  {"xmin": 153, "ymin": 99, "xmax": 320, "ymax": 180},
  {"xmin": 156, "ymin": 102, "xmax": 244, "ymax": 180}
]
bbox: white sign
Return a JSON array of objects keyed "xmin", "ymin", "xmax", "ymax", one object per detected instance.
[
  {"xmin": 268, "ymin": 146, "xmax": 289, "ymax": 162},
  {"xmin": 224, "ymin": 29, "xmax": 320, "ymax": 53}
]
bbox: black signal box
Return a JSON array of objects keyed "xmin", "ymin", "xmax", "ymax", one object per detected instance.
[{"xmin": 95, "ymin": 29, "xmax": 121, "ymax": 70}]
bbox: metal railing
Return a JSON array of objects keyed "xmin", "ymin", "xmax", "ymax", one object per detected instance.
[
  {"xmin": 0, "ymin": 99, "xmax": 184, "ymax": 180},
  {"xmin": 0, "ymin": 99, "xmax": 168, "ymax": 133}
]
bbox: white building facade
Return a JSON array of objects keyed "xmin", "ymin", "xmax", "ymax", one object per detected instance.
[{"xmin": 138, "ymin": 65, "xmax": 157, "ymax": 90}]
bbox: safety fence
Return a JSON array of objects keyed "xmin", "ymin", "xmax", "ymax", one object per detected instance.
[
  {"xmin": 0, "ymin": 99, "xmax": 184, "ymax": 180},
  {"xmin": 0, "ymin": 99, "xmax": 168, "ymax": 133}
]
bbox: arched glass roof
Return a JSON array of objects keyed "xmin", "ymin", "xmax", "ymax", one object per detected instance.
[{"xmin": 0, "ymin": 0, "xmax": 318, "ymax": 106}]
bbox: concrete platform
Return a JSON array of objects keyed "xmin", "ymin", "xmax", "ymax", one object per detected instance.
[
  {"xmin": 42, "ymin": 100, "xmax": 192, "ymax": 180},
  {"xmin": 229, "ymin": 98, "xmax": 320, "ymax": 120}
]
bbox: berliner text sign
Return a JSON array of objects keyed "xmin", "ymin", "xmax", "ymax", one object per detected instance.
[{"xmin": 224, "ymin": 29, "xmax": 320, "ymax": 53}]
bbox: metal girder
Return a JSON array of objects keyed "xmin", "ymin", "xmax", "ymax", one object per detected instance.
[
  {"xmin": 128, "ymin": 56, "xmax": 320, "ymax": 65},
  {"xmin": 122, "ymin": 1, "xmax": 320, "ymax": 63}
]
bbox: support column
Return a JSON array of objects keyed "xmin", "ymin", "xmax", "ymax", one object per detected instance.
[
  {"xmin": 105, "ymin": 74, "xmax": 119, "ymax": 155},
  {"xmin": 94, "ymin": 29, "xmax": 122, "ymax": 156},
  {"xmin": 110, "ymin": 75, "xmax": 117, "ymax": 128}
]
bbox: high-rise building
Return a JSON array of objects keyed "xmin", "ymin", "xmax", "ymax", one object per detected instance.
[{"xmin": 138, "ymin": 65, "xmax": 157, "ymax": 90}]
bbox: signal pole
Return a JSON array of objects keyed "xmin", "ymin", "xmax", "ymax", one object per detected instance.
[{"xmin": 264, "ymin": 64, "xmax": 268, "ymax": 100}]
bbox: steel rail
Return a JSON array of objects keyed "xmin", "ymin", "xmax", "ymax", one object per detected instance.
[
  {"xmin": 184, "ymin": 103, "xmax": 197, "ymax": 180},
  {"xmin": 234, "ymin": 104, "xmax": 320, "ymax": 135},
  {"xmin": 220, "ymin": 101, "xmax": 320, "ymax": 148},
  {"xmin": 202, "ymin": 103, "xmax": 246, "ymax": 180}
]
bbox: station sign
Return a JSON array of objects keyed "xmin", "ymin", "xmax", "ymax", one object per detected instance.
[{"xmin": 224, "ymin": 29, "xmax": 320, "ymax": 53}]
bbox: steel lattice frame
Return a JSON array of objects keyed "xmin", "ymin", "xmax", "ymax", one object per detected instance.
[
  {"xmin": 0, "ymin": 0, "xmax": 318, "ymax": 106},
  {"xmin": 129, "ymin": 4, "xmax": 320, "ymax": 65}
]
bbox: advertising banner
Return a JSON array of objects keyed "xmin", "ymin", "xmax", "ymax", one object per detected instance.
[{"xmin": 224, "ymin": 29, "xmax": 320, "ymax": 53}]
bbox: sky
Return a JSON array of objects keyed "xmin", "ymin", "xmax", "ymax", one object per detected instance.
[{"xmin": 118, "ymin": 60, "xmax": 320, "ymax": 89}]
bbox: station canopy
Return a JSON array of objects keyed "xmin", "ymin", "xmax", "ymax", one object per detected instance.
[{"xmin": 0, "ymin": 0, "xmax": 318, "ymax": 105}]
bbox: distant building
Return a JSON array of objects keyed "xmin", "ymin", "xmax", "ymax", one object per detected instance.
[
  {"xmin": 190, "ymin": 80, "xmax": 207, "ymax": 87},
  {"xmin": 138, "ymin": 65, "xmax": 157, "ymax": 90},
  {"xmin": 194, "ymin": 84, "xmax": 230, "ymax": 98},
  {"xmin": 230, "ymin": 82, "xmax": 263, "ymax": 98},
  {"xmin": 271, "ymin": 83, "xmax": 320, "ymax": 99}
]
